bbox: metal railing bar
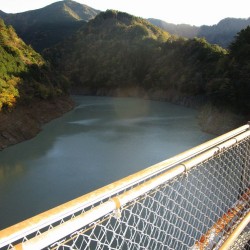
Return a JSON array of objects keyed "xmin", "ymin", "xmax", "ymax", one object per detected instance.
[
  {"xmin": 219, "ymin": 212, "xmax": 250, "ymax": 250},
  {"xmin": 14, "ymin": 201, "xmax": 116, "ymax": 250}
]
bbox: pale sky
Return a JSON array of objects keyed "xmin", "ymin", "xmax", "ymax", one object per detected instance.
[{"xmin": 0, "ymin": 0, "xmax": 249, "ymax": 26}]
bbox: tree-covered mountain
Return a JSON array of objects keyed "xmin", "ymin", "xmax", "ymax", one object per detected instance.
[
  {"xmin": 0, "ymin": 19, "xmax": 69, "ymax": 110},
  {"xmin": 45, "ymin": 11, "xmax": 226, "ymax": 102},
  {"xmin": 44, "ymin": 10, "xmax": 174, "ymax": 90},
  {"xmin": 45, "ymin": 10, "xmax": 249, "ymax": 122},
  {"xmin": 148, "ymin": 17, "xmax": 250, "ymax": 48},
  {"xmin": 0, "ymin": 0, "xmax": 100, "ymax": 51},
  {"xmin": 0, "ymin": 18, "xmax": 73, "ymax": 149}
]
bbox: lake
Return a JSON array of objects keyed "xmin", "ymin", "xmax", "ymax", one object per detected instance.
[{"xmin": 0, "ymin": 96, "xmax": 212, "ymax": 229}]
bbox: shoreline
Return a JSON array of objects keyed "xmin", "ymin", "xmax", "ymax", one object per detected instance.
[
  {"xmin": 0, "ymin": 96, "xmax": 74, "ymax": 150},
  {"xmin": 0, "ymin": 90, "xmax": 246, "ymax": 150}
]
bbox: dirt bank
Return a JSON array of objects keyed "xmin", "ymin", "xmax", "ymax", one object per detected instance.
[{"xmin": 0, "ymin": 96, "xmax": 74, "ymax": 150}]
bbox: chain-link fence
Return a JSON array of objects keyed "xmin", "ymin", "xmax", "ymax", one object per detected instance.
[
  {"xmin": 49, "ymin": 134, "xmax": 250, "ymax": 250},
  {"xmin": 0, "ymin": 125, "xmax": 249, "ymax": 250}
]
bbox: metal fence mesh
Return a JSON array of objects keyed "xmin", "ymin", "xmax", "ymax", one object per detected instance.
[{"xmin": 47, "ymin": 136, "xmax": 250, "ymax": 250}]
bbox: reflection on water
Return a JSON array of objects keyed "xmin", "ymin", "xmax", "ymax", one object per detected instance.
[
  {"xmin": 0, "ymin": 96, "xmax": 213, "ymax": 229},
  {"xmin": 0, "ymin": 164, "xmax": 25, "ymax": 183}
]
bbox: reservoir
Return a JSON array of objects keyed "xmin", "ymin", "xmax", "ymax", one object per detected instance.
[{"xmin": 0, "ymin": 96, "xmax": 212, "ymax": 229}]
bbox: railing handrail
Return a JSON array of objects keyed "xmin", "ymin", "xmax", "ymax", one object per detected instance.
[
  {"xmin": 0, "ymin": 124, "xmax": 249, "ymax": 248},
  {"xmin": 218, "ymin": 211, "xmax": 250, "ymax": 250}
]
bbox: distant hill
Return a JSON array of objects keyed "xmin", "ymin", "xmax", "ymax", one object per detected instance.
[
  {"xmin": 0, "ymin": 10, "xmax": 6, "ymax": 18},
  {"xmin": 0, "ymin": 18, "xmax": 68, "ymax": 110},
  {"xmin": 2, "ymin": 0, "xmax": 99, "ymax": 28},
  {"xmin": 148, "ymin": 17, "xmax": 250, "ymax": 48},
  {"xmin": 148, "ymin": 18, "xmax": 199, "ymax": 38},
  {"xmin": 198, "ymin": 17, "xmax": 250, "ymax": 48},
  {"xmin": 0, "ymin": 0, "xmax": 100, "ymax": 51}
]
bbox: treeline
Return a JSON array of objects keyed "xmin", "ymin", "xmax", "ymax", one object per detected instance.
[
  {"xmin": 0, "ymin": 19, "xmax": 69, "ymax": 110},
  {"xmin": 45, "ymin": 10, "xmax": 250, "ymax": 115}
]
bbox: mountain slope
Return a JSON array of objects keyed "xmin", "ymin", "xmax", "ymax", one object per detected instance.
[
  {"xmin": 0, "ymin": 0, "xmax": 100, "ymax": 51},
  {"xmin": 0, "ymin": 18, "xmax": 73, "ymax": 149},
  {"xmin": 45, "ymin": 10, "xmax": 227, "ymax": 102},
  {"xmin": 0, "ymin": 19, "xmax": 68, "ymax": 110},
  {"xmin": 45, "ymin": 10, "xmax": 174, "ymax": 90}
]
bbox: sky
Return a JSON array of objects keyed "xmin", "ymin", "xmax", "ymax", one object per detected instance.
[{"xmin": 0, "ymin": 0, "xmax": 249, "ymax": 26}]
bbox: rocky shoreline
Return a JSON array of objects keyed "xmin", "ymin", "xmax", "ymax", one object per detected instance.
[{"xmin": 0, "ymin": 96, "xmax": 74, "ymax": 150}]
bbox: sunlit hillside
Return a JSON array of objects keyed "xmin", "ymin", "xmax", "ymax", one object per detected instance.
[{"xmin": 0, "ymin": 19, "xmax": 69, "ymax": 110}]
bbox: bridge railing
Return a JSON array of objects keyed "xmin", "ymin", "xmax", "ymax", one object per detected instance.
[{"xmin": 0, "ymin": 124, "xmax": 249, "ymax": 249}]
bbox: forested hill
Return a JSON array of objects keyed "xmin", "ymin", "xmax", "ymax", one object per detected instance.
[
  {"xmin": 148, "ymin": 17, "xmax": 250, "ymax": 48},
  {"xmin": 45, "ymin": 10, "xmax": 249, "ymax": 123},
  {"xmin": 0, "ymin": 19, "xmax": 69, "ymax": 110},
  {"xmin": 0, "ymin": 18, "xmax": 74, "ymax": 149},
  {"xmin": 44, "ymin": 10, "xmax": 174, "ymax": 90},
  {"xmin": 0, "ymin": 0, "xmax": 100, "ymax": 51},
  {"xmin": 45, "ymin": 10, "xmax": 225, "ymax": 102}
]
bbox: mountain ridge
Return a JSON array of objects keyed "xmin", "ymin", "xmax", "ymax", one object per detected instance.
[
  {"xmin": 198, "ymin": 17, "xmax": 250, "ymax": 47},
  {"xmin": 1, "ymin": 1, "xmax": 249, "ymax": 50},
  {"xmin": 148, "ymin": 17, "xmax": 250, "ymax": 47},
  {"xmin": 1, "ymin": 0, "xmax": 100, "ymax": 23},
  {"xmin": 0, "ymin": 0, "xmax": 100, "ymax": 51},
  {"xmin": 147, "ymin": 18, "xmax": 199, "ymax": 38}
]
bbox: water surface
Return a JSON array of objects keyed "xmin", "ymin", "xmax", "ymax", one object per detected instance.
[{"xmin": 0, "ymin": 96, "xmax": 212, "ymax": 229}]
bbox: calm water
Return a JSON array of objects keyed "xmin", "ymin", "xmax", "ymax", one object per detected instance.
[{"xmin": 0, "ymin": 96, "xmax": 212, "ymax": 229}]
